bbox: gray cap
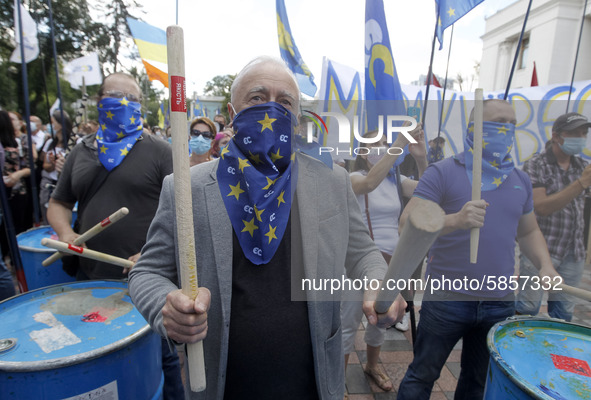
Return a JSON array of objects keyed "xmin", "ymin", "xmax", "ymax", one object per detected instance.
[{"xmin": 553, "ymin": 112, "xmax": 591, "ymax": 133}]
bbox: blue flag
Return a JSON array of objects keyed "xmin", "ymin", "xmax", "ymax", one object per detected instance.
[
  {"xmin": 435, "ymin": 0, "xmax": 484, "ymax": 50},
  {"xmin": 276, "ymin": 0, "xmax": 317, "ymax": 97}
]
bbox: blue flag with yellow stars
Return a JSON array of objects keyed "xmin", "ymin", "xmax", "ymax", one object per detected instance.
[
  {"xmin": 463, "ymin": 121, "xmax": 515, "ymax": 191},
  {"xmin": 217, "ymin": 102, "xmax": 298, "ymax": 265},
  {"xmin": 96, "ymin": 97, "xmax": 143, "ymax": 171},
  {"xmin": 276, "ymin": 0, "xmax": 317, "ymax": 97},
  {"xmin": 435, "ymin": 0, "xmax": 484, "ymax": 50}
]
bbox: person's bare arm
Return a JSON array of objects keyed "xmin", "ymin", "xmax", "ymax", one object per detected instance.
[
  {"xmin": 47, "ymin": 197, "xmax": 79, "ymax": 245},
  {"xmin": 532, "ymin": 164, "xmax": 591, "ymax": 216},
  {"xmin": 516, "ymin": 212, "xmax": 559, "ymax": 278}
]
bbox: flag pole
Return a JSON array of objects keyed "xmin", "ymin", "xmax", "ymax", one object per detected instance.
[
  {"xmin": 421, "ymin": 7, "xmax": 440, "ymax": 131},
  {"xmin": 436, "ymin": 25, "xmax": 454, "ymax": 141},
  {"xmin": 15, "ymin": 0, "xmax": 40, "ymax": 226},
  {"xmin": 46, "ymin": 0, "xmax": 67, "ymax": 147},
  {"xmin": 565, "ymin": 0, "xmax": 588, "ymax": 113},
  {"xmin": 504, "ymin": 0, "xmax": 533, "ymax": 100}
]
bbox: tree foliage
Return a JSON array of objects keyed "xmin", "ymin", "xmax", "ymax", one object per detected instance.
[{"xmin": 203, "ymin": 74, "xmax": 235, "ymax": 121}]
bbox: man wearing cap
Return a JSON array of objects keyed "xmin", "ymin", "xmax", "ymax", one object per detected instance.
[{"xmin": 516, "ymin": 112, "xmax": 591, "ymax": 321}]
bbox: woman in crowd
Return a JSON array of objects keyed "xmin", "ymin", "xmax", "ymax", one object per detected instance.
[
  {"xmin": 342, "ymin": 124, "xmax": 427, "ymax": 395},
  {"xmin": 189, "ymin": 117, "xmax": 216, "ymax": 167},
  {"xmin": 210, "ymin": 128, "xmax": 233, "ymax": 159},
  {"xmin": 39, "ymin": 110, "xmax": 71, "ymax": 224}
]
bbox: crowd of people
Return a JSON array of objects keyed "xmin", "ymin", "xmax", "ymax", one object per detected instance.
[{"xmin": 0, "ymin": 56, "xmax": 589, "ymax": 400}]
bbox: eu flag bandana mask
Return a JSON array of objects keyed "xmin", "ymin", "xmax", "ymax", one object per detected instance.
[
  {"xmin": 217, "ymin": 102, "xmax": 298, "ymax": 265},
  {"xmin": 96, "ymin": 97, "xmax": 143, "ymax": 171},
  {"xmin": 463, "ymin": 121, "xmax": 515, "ymax": 191}
]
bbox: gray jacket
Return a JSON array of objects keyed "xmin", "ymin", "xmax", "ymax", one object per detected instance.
[{"xmin": 129, "ymin": 153, "xmax": 387, "ymax": 399}]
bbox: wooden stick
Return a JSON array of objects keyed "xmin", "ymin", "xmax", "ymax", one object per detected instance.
[
  {"xmin": 375, "ymin": 199, "xmax": 445, "ymax": 314},
  {"xmin": 41, "ymin": 238, "xmax": 133, "ymax": 268},
  {"xmin": 167, "ymin": 25, "xmax": 206, "ymax": 393},
  {"xmin": 470, "ymin": 88, "xmax": 484, "ymax": 264},
  {"xmin": 42, "ymin": 207, "xmax": 129, "ymax": 267},
  {"xmin": 586, "ymin": 210, "xmax": 591, "ymax": 265},
  {"xmin": 556, "ymin": 283, "xmax": 591, "ymax": 302}
]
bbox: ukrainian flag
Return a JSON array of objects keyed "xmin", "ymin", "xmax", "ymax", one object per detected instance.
[
  {"xmin": 127, "ymin": 17, "xmax": 168, "ymax": 88},
  {"xmin": 276, "ymin": 0, "xmax": 317, "ymax": 97}
]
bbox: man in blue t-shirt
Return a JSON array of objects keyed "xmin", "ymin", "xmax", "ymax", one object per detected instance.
[{"xmin": 396, "ymin": 99, "xmax": 560, "ymax": 400}]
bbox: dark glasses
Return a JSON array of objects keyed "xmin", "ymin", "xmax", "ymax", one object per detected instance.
[
  {"xmin": 102, "ymin": 90, "xmax": 141, "ymax": 103},
  {"xmin": 190, "ymin": 129, "xmax": 214, "ymax": 139}
]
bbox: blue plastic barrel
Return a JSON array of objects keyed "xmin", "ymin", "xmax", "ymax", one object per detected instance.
[
  {"xmin": 485, "ymin": 317, "xmax": 591, "ymax": 399},
  {"xmin": 0, "ymin": 280, "xmax": 163, "ymax": 399},
  {"xmin": 17, "ymin": 226, "xmax": 76, "ymax": 290}
]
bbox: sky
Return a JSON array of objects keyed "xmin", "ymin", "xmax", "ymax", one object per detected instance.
[{"xmin": 123, "ymin": 0, "xmax": 518, "ymax": 97}]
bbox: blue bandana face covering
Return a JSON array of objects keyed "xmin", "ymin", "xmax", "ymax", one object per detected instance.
[
  {"xmin": 217, "ymin": 102, "xmax": 298, "ymax": 265},
  {"xmin": 96, "ymin": 97, "xmax": 143, "ymax": 171},
  {"xmin": 463, "ymin": 121, "xmax": 516, "ymax": 191}
]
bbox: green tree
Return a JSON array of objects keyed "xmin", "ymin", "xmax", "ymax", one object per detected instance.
[{"xmin": 203, "ymin": 74, "xmax": 235, "ymax": 121}]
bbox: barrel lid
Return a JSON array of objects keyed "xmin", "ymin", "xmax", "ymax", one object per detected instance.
[
  {"xmin": 0, "ymin": 280, "xmax": 150, "ymax": 371},
  {"xmin": 17, "ymin": 225, "xmax": 59, "ymax": 252},
  {"xmin": 488, "ymin": 317, "xmax": 591, "ymax": 399}
]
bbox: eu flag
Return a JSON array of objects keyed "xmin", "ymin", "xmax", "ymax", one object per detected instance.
[
  {"xmin": 364, "ymin": 0, "xmax": 406, "ymax": 130},
  {"xmin": 435, "ymin": 0, "xmax": 484, "ymax": 50},
  {"xmin": 276, "ymin": 0, "xmax": 317, "ymax": 97}
]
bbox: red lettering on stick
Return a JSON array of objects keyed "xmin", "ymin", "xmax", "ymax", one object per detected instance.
[
  {"xmin": 551, "ymin": 354, "xmax": 591, "ymax": 377},
  {"xmin": 170, "ymin": 76, "xmax": 186, "ymax": 112},
  {"xmin": 100, "ymin": 217, "xmax": 111, "ymax": 227},
  {"xmin": 68, "ymin": 244, "xmax": 84, "ymax": 254}
]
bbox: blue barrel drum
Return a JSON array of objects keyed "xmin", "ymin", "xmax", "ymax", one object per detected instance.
[
  {"xmin": 17, "ymin": 226, "xmax": 76, "ymax": 290},
  {"xmin": 0, "ymin": 280, "xmax": 163, "ymax": 399},
  {"xmin": 485, "ymin": 317, "xmax": 591, "ymax": 399}
]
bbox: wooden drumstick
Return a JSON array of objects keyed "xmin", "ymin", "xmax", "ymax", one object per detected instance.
[
  {"xmin": 374, "ymin": 199, "xmax": 445, "ymax": 314},
  {"xmin": 167, "ymin": 25, "xmax": 206, "ymax": 393},
  {"xmin": 41, "ymin": 238, "xmax": 134, "ymax": 268},
  {"xmin": 42, "ymin": 207, "xmax": 129, "ymax": 267},
  {"xmin": 556, "ymin": 283, "xmax": 591, "ymax": 302},
  {"xmin": 470, "ymin": 88, "xmax": 484, "ymax": 264}
]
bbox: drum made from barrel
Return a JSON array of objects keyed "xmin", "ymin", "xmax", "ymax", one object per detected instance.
[
  {"xmin": 17, "ymin": 225, "xmax": 76, "ymax": 290},
  {"xmin": 485, "ymin": 317, "xmax": 591, "ymax": 399},
  {"xmin": 0, "ymin": 280, "xmax": 163, "ymax": 400}
]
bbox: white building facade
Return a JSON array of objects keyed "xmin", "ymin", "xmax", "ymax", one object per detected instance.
[{"xmin": 480, "ymin": 0, "xmax": 591, "ymax": 91}]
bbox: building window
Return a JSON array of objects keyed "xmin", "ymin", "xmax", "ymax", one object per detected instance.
[{"xmin": 518, "ymin": 37, "xmax": 529, "ymax": 70}]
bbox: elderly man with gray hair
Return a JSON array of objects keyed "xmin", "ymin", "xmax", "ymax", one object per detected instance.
[{"xmin": 129, "ymin": 56, "xmax": 406, "ymax": 399}]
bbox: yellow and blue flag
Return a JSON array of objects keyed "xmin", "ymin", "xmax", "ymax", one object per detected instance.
[
  {"xmin": 126, "ymin": 17, "xmax": 168, "ymax": 88},
  {"xmin": 276, "ymin": 0, "xmax": 317, "ymax": 97},
  {"xmin": 157, "ymin": 103, "xmax": 165, "ymax": 129},
  {"xmin": 364, "ymin": 0, "xmax": 406, "ymax": 129},
  {"xmin": 435, "ymin": 0, "xmax": 484, "ymax": 50}
]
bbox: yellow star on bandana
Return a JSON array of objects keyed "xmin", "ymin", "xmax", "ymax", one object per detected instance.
[
  {"xmin": 116, "ymin": 131, "xmax": 125, "ymax": 139},
  {"xmin": 105, "ymin": 111, "xmax": 114, "ymax": 120},
  {"xmin": 100, "ymin": 145, "xmax": 108, "ymax": 154},
  {"xmin": 258, "ymin": 113, "xmax": 277, "ymax": 132},
  {"xmin": 262, "ymin": 176, "xmax": 278, "ymax": 190},
  {"xmin": 277, "ymin": 190, "xmax": 286, "ymax": 207},
  {"xmin": 119, "ymin": 98, "xmax": 129, "ymax": 106},
  {"xmin": 101, "ymin": 123, "xmax": 107, "ymax": 131},
  {"xmin": 221, "ymin": 146, "xmax": 230, "ymax": 160},
  {"xmin": 238, "ymin": 157, "xmax": 251, "ymax": 173},
  {"xmin": 254, "ymin": 205, "xmax": 264, "ymax": 222},
  {"xmin": 270, "ymin": 148, "xmax": 283, "ymax": 162},
  {"xmin": 249, "ymin": 151, "xmax": 262, "ymax": 165},
  {"xmin": 241, "ymin": 217, "xmax": 259, "ymax": 237},
  {"xmin": 497, "ymin": 125, "xmax": 509, "ymax": 135},
  {"xmin": 265, "ymin": 224, "xmax": 278, "ymax": 244},
  {"xmin": 492, "ymin": 176, "xmax": 503, "ymax": 187},
  {"xmin": 120, "ymin": 147, "xmax": 129, "ymax": 156},
  {"xmin": 490, "ymin": 160, "xmax": 499, "ymax": 168},
  {"xmin": 227, "ymin": 182, "xmax": 245, "ymax": 201},
  {"xmin": 130, "ymin": 116, "xmax": 137, "ymax": 124},
  {"xmin": 482, "ymin": 140, "xmax": 489, "ymax": 149}
]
